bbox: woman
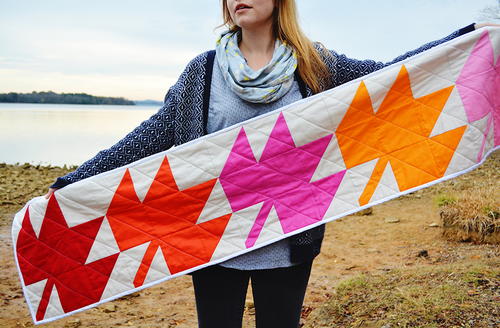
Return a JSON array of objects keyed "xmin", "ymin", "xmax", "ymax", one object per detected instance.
[{"xmin": 46, "ymin": 1, "xmax": 494, "ymax": 327}]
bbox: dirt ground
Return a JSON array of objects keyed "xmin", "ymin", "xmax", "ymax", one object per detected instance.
[{"xmin": 0, "ymin": 153, "xmax": 498, "ymax": 328}]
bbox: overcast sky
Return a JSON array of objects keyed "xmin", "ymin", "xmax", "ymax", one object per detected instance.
[{"xmin": 0, "ymin": 0, "xmax": 498, "ymax": 101}]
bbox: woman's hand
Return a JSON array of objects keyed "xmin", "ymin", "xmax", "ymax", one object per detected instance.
[
  {"xmin": 474, "ymin": 22, "xmax": 500, "ymax": 29},
  {"xmin": 44, "ymin": 188, "xmax": 57, "ymax": 199}
]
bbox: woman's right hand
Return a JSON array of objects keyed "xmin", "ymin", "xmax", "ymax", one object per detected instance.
[{"xmin": 44, "ymin": 188, "xmax": 57, "ymax": 199}]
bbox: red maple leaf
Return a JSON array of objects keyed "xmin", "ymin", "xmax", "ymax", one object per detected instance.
[
  {"xmin": 16, "ymin": 196, "xmax": 118, "ymax": 321},
  {"xmin": 219, "ymin": 113, "xmax": 346, "ymax": 248},
  {"xmin": 106, "ymin": 156, "xmax": 231, "ymax": 286}
]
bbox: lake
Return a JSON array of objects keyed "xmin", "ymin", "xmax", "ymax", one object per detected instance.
[{"xmin": 0, "ymin": 103, "xmax": 158, "ymax": 166}]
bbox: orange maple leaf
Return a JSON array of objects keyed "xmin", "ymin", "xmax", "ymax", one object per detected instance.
[
  {"xmin": 336, "ymin": 65, "xmax": 466, "ymax": 205},
  {"xmin": 106, "ymin": 156, "xmax": 231, "ymax": 287}
]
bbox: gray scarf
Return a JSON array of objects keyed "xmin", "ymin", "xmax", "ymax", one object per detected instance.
[{"xmin": 215, "ymin": 31, "xmax": 298, "ymax": 104}]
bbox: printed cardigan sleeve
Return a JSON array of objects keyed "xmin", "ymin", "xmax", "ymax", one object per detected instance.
[
  {"xmin": 50, "ymin": 53, "xmax": 209, "ymax": 189},
  {"xmin": 323, "ymin": 23, "xmax": 476, "ymax": 88}
]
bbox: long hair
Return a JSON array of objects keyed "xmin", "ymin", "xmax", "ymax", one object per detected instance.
[{"xmin": 221, "ymin": 0, "xmax": 331, "ymax": 94}]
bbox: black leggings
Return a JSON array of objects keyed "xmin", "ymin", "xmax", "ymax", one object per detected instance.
[{"xmin": 191, "ymin": 261, "xmax": 313, "ymax": 328}]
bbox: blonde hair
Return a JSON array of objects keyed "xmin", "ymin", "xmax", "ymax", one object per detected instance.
[{"xmin": 221, "ymin": 0, "xmax": 331, "ymax": 94}]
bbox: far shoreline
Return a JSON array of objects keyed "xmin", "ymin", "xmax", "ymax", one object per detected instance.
[
  {"xmin": 0, "ymin": 162, "xmax": 77, "ymax": 170},
  {"xmin": 0, "ymin": 102, "xmax": 134, "ymax": 106},
  {"xmin": 0, "ymin": 91, "xmax": 163, "ymax": 106},
  {"xmin": 0, "ymin": 101, "xmax": 162, "ymax": 107}
]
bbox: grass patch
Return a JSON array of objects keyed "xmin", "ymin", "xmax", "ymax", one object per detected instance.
[
  {"xmin": 434, "ymin": 194, "xmax": 456, "ymax": 207},
  {"xmin": 305, "ymin": 260, "xmax": 500, "ymax": 328}
]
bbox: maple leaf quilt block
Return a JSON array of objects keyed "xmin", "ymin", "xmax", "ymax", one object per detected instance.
[
  {"xmin": 16, "ymin": 196, "xmax": 118, "ymax": 321},
  {"xmin": 336, "ymin": 65, "xmax": 466, "ymax": 206},
  {"xmin": 456, "ymin": 30, "xmax": 500, "ymax": 161},
  {"xmin": 106, "ymin": 156, "xmax": 231, "ymax": 284},
  {"xmin": 219, "ymin": 113, "xmax": 345, "ymax": 248}
]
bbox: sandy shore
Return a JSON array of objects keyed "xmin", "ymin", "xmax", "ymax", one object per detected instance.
[{"xmin": 0, "ymin": 163, "xmax": 73, "ymax": 226}]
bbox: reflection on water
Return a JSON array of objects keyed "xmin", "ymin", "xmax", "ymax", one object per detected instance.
[{"xmin": 0, "ymin": 103, "xmax": 158, "ymax": 166}]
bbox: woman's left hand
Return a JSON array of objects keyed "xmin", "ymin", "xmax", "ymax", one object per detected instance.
[
  {"xmin": 474, "ymin": 22, "xmax": 500, "ymax": 29},
  {"xmin": 44, "ymin": 188, "xmax": 57, "ymax": 199}
]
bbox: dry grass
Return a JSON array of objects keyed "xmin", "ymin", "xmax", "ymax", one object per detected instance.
[
  {"xmin": 304, "ymin": 260, "xmax": 500, "ymax": 328},
  {"xmin": 438, "ymin": 185, "xmax": 499, "ymax": 244}
]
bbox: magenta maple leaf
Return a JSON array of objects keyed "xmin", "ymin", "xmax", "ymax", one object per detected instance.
[
  {"xmin": 456, "ymin": 30, "xmax": 500, "ymax": 161},
  {"xmin": 16, "ymin": 195, "xmax": 119, "ymax": 321},
  {"xmin": 219, "ymin": 113, "xmax": 346, "ymax": 248}
]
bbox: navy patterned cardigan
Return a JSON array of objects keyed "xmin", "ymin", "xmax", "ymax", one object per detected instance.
[{"xmin": 52, "ymin": 24, "xmax": 475, "ymax": 263}]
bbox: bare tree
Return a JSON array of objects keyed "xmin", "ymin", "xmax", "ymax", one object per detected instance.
[{"xmin": 477, "ymin": 0, "xmax": 500, "ymax": 22}]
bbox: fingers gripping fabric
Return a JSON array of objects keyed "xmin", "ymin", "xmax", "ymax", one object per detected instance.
[{"xmin": 12, "ymin": 28, "xmax": 499, "ymax": 324}]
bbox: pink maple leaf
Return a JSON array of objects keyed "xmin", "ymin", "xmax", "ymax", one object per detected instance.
[
  {"xmin": 219, "ymin": 113, "xmax": 346, "ymax": 248},
  {"xmin": 456, "ymin": 30, "xmax": 500, "ymax": 161}
]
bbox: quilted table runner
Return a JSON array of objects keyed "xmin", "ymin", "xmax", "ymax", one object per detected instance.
[{"xmin": 12, "ymin": 27, "xmax": 499, "ymax": 324}]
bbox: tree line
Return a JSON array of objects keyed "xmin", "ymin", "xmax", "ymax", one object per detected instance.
[{"xmin": 0, "ymin": 91, "xmax": 135, "ymax": 105}]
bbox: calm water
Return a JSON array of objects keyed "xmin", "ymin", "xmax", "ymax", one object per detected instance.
[{"xmin": 0, "ymin": 103, "xmax": 158, "ymax": 166}]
